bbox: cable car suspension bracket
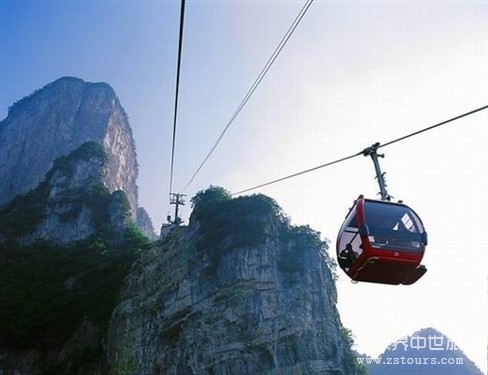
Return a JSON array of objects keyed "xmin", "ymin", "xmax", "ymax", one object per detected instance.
[{"xmin": 362, "ymin": 142, "xmax": 392, "ymax": 201}]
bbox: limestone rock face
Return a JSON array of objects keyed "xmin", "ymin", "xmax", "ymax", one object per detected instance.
[
  {"xmin": 0, "ymin": 77, "xmax": 155, "ymax": 238},
  {"xmin": 136, "ymin": 207, "xmax": 158, "ymax": 241},
  {"xmin": 107, "ymin": 195, "xmax": 359, "ymax": 375},
  {"xmin": 9, "ymin": 142, "xmax": 130, "ymax": 246},
  {"xmin": 0, "ymin": 77, "xmax": 136, "ymax": 215}
]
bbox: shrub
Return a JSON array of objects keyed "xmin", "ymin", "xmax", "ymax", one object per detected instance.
[
  {"xmin": 191, "ymin": 188, "xmax": 284, "ymax": 250},
  {"xmin": 0, "ymin": 181, "xmax": 49, "ymax": 237},
  {"xmin": 0, "ymin": 227, "xmax": 148, "ymax": 351}
]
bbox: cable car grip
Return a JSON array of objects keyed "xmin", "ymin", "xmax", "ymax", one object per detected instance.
[{"xmin": 362, "ymin": 142, "xmax": 392, "ymax": 201}]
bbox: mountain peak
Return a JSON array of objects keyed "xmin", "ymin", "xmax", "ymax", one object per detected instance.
[
  {"xmin": 51, "ymin": 76, "xmax": 86, "ymax": 85},
  {"xmin": 49, "ymin": 76, "xmax": 116, "ymax": 95},
  {"xmin": 0, "ymin": 77, "xmax": 155, "ymax": 241},
  {"xmin": 4, "ymin": 77, "xmax": 119, "ymax": 121},
  {"xmin": 368, "ymin": 327, "xmax": 484, "ymax": 375}
]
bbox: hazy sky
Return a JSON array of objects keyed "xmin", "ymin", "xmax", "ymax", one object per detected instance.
[{"xmin": 1, "ymin": 1, "xmax": 487, "ymax": 373}]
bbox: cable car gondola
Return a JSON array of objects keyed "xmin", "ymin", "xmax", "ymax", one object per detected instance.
[
  {"xmin": 336, "ymin": 195, "xmax": 427, "ymax": 285},
  {"xmin": 336, "ymin": 143, "xmax": 428, "ymax": 285}
]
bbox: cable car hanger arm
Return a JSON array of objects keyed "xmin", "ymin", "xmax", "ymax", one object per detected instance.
[{"xmin": 362, "ymin": 142, "xmax": 392, "ymax": 202}]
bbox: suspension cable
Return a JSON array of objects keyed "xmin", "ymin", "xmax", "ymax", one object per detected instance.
[
  {"xmin": 179, "ymin": 0, "xmax": 315, "ymax": 193},
  {"xmin": 168, "ymin": 0, "xmax": 186, "ymax": 196},
  {"xmin": 379, "ymin": 105, "xmax": 488, "ymax": 149},
  {"xmin": 231, "ymin": 105, "xmax": 488, "ymax": 196},
  {"xmin": 231, "ymin": 151, "xmax": 362, "ymax": 196}
]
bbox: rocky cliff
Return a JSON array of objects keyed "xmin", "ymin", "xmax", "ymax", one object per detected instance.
[
  {"xmin": 0, "ymin": 77, "xmax": 154, "ymax": 238},
  {"xmin": 0, "ymin": 141, "xmax": 151, "ymax": 373},
  {"xmin": 0, "ymin": 141, "xmax": 128, "ymax": 246},
  {"xmin": 107, "ymin": 189, "xmax": 362, "ymax": 375},
  {"xmin": 136, "ymin": 207, "xmax": 158, "ymax": 241}
]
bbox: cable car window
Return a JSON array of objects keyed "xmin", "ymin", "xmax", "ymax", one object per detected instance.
[
  {"xmin": 338, "ymin": 210, "xmax": 363, "ymax": 265},
  {"xmin": 364, "ymin": 201, "xmax": 424, "ymax": 252}
]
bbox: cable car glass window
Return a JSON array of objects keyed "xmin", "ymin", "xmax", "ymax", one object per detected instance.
[
  {"xmin": 364, "ymin": 201, "xmax": 424, "ymax": 252},
  {"xmin": 338, "ymin": 210, "xmax": 363, "ymax": 259}
]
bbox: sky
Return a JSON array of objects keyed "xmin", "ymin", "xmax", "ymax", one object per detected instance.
[{"xmin": 1, "ymin": 0, "xmax": 487, "ymax": 373}]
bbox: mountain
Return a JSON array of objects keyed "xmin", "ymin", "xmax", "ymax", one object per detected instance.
[
  {"xmin": 0, "ymin": 186, "xmax": 365, "ymax": 374},
  {"xmin": 367, "ymin": 327, "xmax": 484, "ymax": 375},
  {"xmin": 0, "ymin": 142, "xmax": 151, "ymax": 374},
  {"xmin": 0, "ymin": 78, "xmax": 157, "ymax": 374},
  {"xmin": 107, "ymin": 187, "xmax": 364, "ymax": 375},
  {"xmin": 0, "ymin": 79, "xmax": 362, "ymax": 374},
  {"xmin": 0, "ymin": 77, "xmax": 155, "ymax": 239}
]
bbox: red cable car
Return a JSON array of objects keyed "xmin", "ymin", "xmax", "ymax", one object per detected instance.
[
  {"xmin": 336, "ymin": 143, "xmax": 428, "ymax": 285},
  {"xmin": 336, "ymin": 196, "xmax": 427, "ymax": 285}
]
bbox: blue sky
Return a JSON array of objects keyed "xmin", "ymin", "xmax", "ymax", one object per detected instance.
[{"xmin": 1, "ymin": 1, "xmax": 487, "ymax": 373}]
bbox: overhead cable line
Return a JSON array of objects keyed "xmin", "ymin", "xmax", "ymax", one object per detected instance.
[
  {"xmin": 168, "ymin": 0, "xmax": 186, "ymax": 196},
  {"xmin": 378, "ymin": 105, "xmax": 488, "ymax": 149},
  {"xmin": 179, "ymin": 0, "xmax": 315, "ymax": 193},
  {"xmin": 231, "ymin": 105, "xmax": 488, "ymax": 196},
  {"xmin": 232, "ymin": 152, "xmax": 362, "ymax": 196}
]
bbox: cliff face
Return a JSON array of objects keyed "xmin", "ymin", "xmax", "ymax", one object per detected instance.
[
  {"xmin": 0, "ymin": 141, "xmax": 150, "ymax": 373},
  {"xmin": 0, "ymin": 77, "xmax": 137, "ymax": 216},
  {"xmin": 0, "ymin": 77, "xmax": 154, "ymax": 238},
  {"xmin": 136, "ymin": 207, "xmax": 158, "ymax": 241},
  {"xmin": 107, "ymin": 192, "xmax": 359, "ymax": 375},
  {"xmin": 0, "ymin": 142, "xmax": 132, "ymax": 246},
  {"xmin": 22, "ymin": 143, "xmax": 106, "ymax": 245}
]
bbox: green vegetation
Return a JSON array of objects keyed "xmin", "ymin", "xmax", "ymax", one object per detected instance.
[
  {"xmin": 355, "ymin": 358, "xmax": 370, "ymax": 375},
  {"xmin": 84, "ymin": 184, "xmax": 111, "ymax": 229},
  {"xmin": 189, "ymin": 186, "xmax": 338, "ymax": 283},
  {"xmin": 0, "ymin": 170, "xmax": 149, "ymax": 356},
  {"xmin": 0, "ymin": 232, "xmax": 148, "ymax": 371},
  {"xmin": 52, "ymin": 141, "xmax": 108, "ymax": 176},
  {"xmin": 0, "ymin": 176, "xmax": 146, "ymax": 352},
  {"xmin": 124, "ymin": 221, "xmax": 150, "ymax": 248},
  {"xmin": 340, "ymin": 327, "xmax": 370, "ymax": 375},
  {"xmin": 190, "ymin": 186, "xmax": 286, "ymax": 250},
  {"xmin": 190, "ymin": 185, "xmax": 232, "ymax": 210},
  {"xmin": 0, "ymin": 141, "xmax": 149, "ymax": 373},
  {"xmin": 0, "ymin": 180, "xmax": 49, "ymax": 237},
  {"xmin": 0, "ymin": 141, "xmax": 108, "ymax": 239},
  {"xmin": 190, "ymin": 187, "xmax": 359, "ymax": 372}
]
